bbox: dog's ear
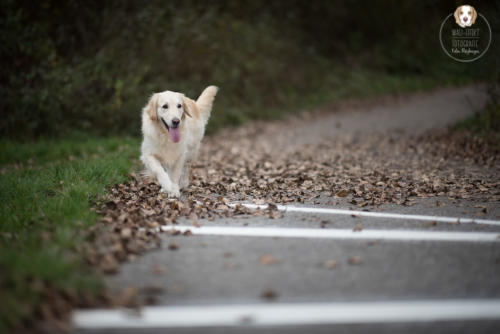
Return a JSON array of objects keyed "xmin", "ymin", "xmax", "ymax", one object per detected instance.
[
  {"xmin": 181, "ymin": 96, "xmax": 198, "ymax": 119},
  {"xmin": 144, "ymin": 93, "xmax": 159, "ymax": 121},
  {"xmin": 454, "ymin": 6, "xmax": 461, "ymax": 24},
  {"xmin": 471, "ymin": 6, "xmax": 477, "ymax": 24}
]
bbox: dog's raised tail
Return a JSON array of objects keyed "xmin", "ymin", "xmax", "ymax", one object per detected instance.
[{"xmin": 196, "ymin": 85, "xmax": 218, "ymax": 124}]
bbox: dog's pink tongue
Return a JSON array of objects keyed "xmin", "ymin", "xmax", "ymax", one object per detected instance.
[{"xmin": 169, "ymin": 128, "xmax": 181, "ymax": 143}]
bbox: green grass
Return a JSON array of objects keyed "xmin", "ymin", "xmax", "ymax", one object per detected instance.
[
  {"xmin": 455, "ymin": 101, "xmax": 500, "ymax": 139},
  {"xmin": 0, "ymin": 136, "xmax": 140, "ymax": 331},
  {"xmin": 0, "ymin": 133, "xmax": 138, "ymax": 166}
]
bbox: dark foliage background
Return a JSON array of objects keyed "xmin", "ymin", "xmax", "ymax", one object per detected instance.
[{"xmin": 1, "ymin": 0, "xmax": 498, "ymax": 139}]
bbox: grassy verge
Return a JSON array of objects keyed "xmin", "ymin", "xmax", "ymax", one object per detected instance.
[
  {"xmin": 0, "ymin": 136, "xmax": 139, "ymax": 331},
  {"xmin": 454, "ymin": 81, "xmax": 500, "ymax": 146},
  {"xmin": 0, "ymin": 71, "xmax": 484, "ymax": 332},
  {"xmin": 456, "ymin": 102, "xmax": 500, "ymax": 138},
  {"xmin": 208, "ymin": 68, "xmax": 475, "ymax": 132}
]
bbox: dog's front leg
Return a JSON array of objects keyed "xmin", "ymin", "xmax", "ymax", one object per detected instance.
[
  {"xmin": 143, "ymin": 155, "xmax": 180, "ymax": 197},
  {"xmin": 179, "ymin": 161, "xmax": 191, "ymax": 189},
  {"xmin": 171, "ymin": 154, "xmax": 187, "ymax": 190}
]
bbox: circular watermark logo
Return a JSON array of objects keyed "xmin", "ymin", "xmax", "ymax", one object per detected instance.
[{"xmin": 439, "ymin": 5, "xmax": 492, "ymax": 62}]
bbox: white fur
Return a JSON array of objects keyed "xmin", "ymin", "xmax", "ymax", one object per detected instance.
[
  {"xmin": 455, "ymin": 5, "xmax": 476, "ymax": 28},
  {"xmin": 140, "ymin": 86, "xmax": 218, "ymax": 197}
]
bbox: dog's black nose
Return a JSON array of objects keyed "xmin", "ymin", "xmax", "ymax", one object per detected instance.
[
  {"xmin": 172, "ymin": 118, "xmax": 180, "ymax": 128},
  {"xmin": 463, "ymin": 17, "xmax": 468, "ymax": 22}
]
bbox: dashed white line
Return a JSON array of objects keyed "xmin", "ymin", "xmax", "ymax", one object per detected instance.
[
  {"xmin": 162, "ymin": 225, "xmax": 500, "ymax": 242},
  {"xmin": 231, "ymin": 203, "xmax": 500, "ymax": 226},
  {"xmin": 73, "ymin": 299, "xmax": 500, "ymax": 329}
]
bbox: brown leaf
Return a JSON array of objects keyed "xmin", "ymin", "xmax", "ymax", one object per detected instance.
[
  {"xmin": 116, "ymin": 287, "xmax": 139, "ymax": 308},
  {"xmin": 100, "ymin": 254, "xmax": 119, "ymax": 274},
  {"xmin": 336, "ymin": 189, "xmax": 350, "ymax": 197},
  {"xmin": 151, "ymin": 264, "xmax": 167, "ymax": 275},
  {"xmin": 254, "ymin": 199, "xmax": 266, "ymax": 205},
  {"xmin": 166, "ymin": 229, "xmax": 181, "ymax": 236},
  {"xmin": 120, "ymin": 228, "xmax": 132, "ymax": 239},
  {"xmin": 322, "ymin": 260, "xmax": 338, "ymax": 269},
  {"xmin": 223, "ymin": 262, "xmax": 240, "ymax": 270},
  {"xmin": 117, "ymin": 213, "xmax": 128, "ymax": 223},
  {"xmin": 261, "ymin": 289, "xmax": 278, "ymax": 300},
  {"xmin": 269, "ymin": 210, "xmax": 283, "ymax": 219},
  {"xmin": 258, "ymin": 254, "xmax": 278, "ymax": 265},
  {"xmin": 348, "ymin": 256, "xmax": 363, "ymax": 265}
]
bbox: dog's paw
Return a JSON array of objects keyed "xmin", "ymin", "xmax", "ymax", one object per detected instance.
[{"xmin": 160, "ymin": 184, "xmax": 180, "ymax": 198}]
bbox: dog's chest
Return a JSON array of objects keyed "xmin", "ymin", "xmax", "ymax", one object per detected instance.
[{"xmin": 155, "ymin": 138, "xmax": 185, "ymax": 167}]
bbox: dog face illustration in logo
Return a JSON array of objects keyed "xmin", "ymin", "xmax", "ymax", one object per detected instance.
[{"xmin": 454, "ymin": 5, "xmax": 477, "ymax": 28}]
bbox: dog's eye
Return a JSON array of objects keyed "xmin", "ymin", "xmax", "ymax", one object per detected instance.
[
  {"xmin": 177, "ymin": 104, "xmax": 182, "ymax": 108},
  {"xmin": 460, "ymin": 11, "xmax": 463, "ymax": 14},
  {"xmin": 468, "ymin": 11, "xmax": 471, "ymax": 15},
  {"xmin": 162, "ymin": 104, "xmax": 168, "ymax": 109}
]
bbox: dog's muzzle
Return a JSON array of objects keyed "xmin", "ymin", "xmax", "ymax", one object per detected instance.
[{"xmin": 171, "ymin": 117, "xmax": 180, "ymax": 129}]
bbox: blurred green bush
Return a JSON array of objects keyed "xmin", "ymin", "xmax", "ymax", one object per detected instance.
[{"xmin": 1, "ymin": 0, "xmax": 497, "ymax": 139}]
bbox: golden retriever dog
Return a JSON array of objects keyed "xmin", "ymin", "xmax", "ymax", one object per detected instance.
[
  {"xmin": 454, "ymin": 5, "xmax": 477, "ymax": 28},
  {"xmin": 140, "ymin": 86, "xmax": 218, "ymax": 197}
]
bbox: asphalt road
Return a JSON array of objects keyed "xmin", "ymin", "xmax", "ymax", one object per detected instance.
[{"xmin": 74, "ymin": 86, "xmax": 500, "ymax": 333}]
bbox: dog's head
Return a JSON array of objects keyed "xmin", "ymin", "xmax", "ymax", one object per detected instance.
[
  {"xmin": 454, "ymin": 5, "xmax": 477, "ymax": 27},
  {"xmin": 144, "ymin": 91, "xmax": 196, "ymax": 143}
]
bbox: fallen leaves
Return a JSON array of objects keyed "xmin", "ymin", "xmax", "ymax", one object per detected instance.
[
  {"xmin": 322, "ymin": 260, "xmax": 338, "ymax": 269},
  {"xmin": 348, "ymin": 256, "xmax": 363, "ymax": 265},
  {"xmin": 100, "ymin": 254, "xmax": 119, "ymax": 274},
  {"xmin": 141, "ymin": 285, "xmax": 164, "ymax": 305},
  {"xmin": 320, "ymin": 220, "xmax": 331, "ymax": 228},
  {"xmin": 258, "ymin": 254, "xmax": 279, "ymax": 265},
  {"xmin": 261, "ymin": 289, "xmax": 278, "ymax": 300},
  {"xmin": 336, "ymin": 189, "xmax": 350, "ymax": 197},
  {"xmin": 353, "ymin": 224, "xmax": 363, "ymax": 232},
  {"xmin": 151, "ymin": 264, "xmax": 167, "ymax": 275},
  {"xmin": 120, "ymin": 228, "xmax": 132, "ymax": 239},
  {"xmin": 168, "ymin": 241, "xmax": 179, "ymax": 250},
  {"xmin": 475, "ymin": 205, "xmax": 488, "ymax": 213},
  {"xmin": 268, "ymin": 208, "xmax": 283, "ymax": 219},
  {"xmin": 115, "ymin": 287, "xmax": 139, "ymax": 308}
]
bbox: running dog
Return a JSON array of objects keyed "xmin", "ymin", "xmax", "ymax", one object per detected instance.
[{"xmin": 140, "ymin": 86, "xmax": 218, "ymax": 197}]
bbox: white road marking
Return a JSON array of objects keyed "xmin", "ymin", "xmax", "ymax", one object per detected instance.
[
  {"xmin": 162, "ymin": 225, "xmax": 500, "ymax": 242},
  {"xmin": 73, "ymin": 299, "xmax": 500, "ymax": 329},
  {"xmin": 231, "ymin": 203, "xmax": 500, "ymax": 226}
]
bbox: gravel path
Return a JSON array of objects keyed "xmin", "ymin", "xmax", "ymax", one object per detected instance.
[{"xmin": 76, "ymin": 85, "xmax": 500, "ymax": 334}]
